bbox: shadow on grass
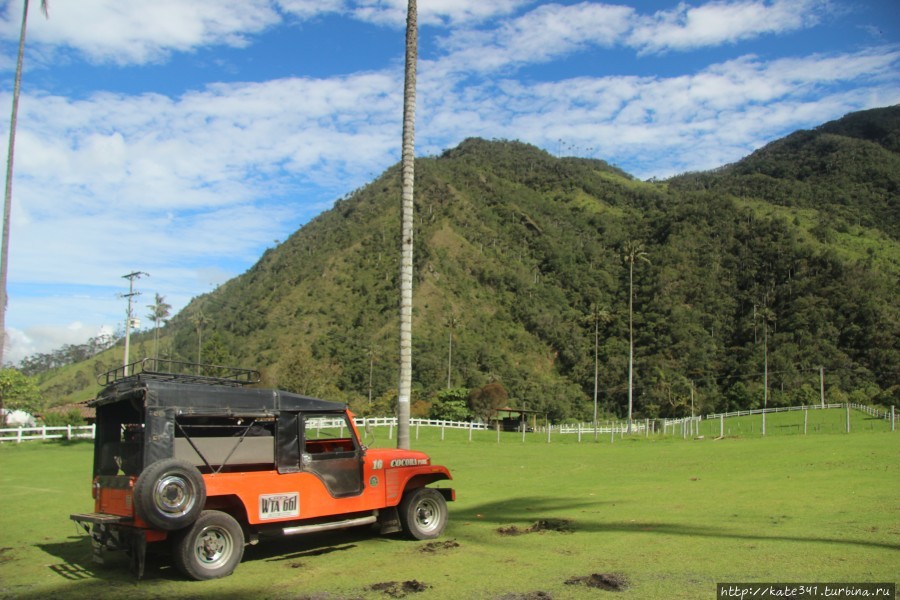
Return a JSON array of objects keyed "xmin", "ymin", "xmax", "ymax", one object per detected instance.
[
  {"xmin": 36, "ymin": 523, "xmax": 387, "ymax": 586},
  {"xmin": 454, "ymin": 495, "xmax": 900, "ymax": 551},
  {"xmin": 37, "ymin": 535, "xmax": 181, "ymax": 584},
  {"xmin": 37, "ymin": 536, "xmax": 95, "ymax": 580}
]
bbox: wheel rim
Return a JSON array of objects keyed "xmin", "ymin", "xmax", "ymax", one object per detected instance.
[
  {"xmin": 153, "ymin": 473, "xmax": 196, "ymax": 517},
  {"xmin": 193, "ymin": 525, "xmax": 234, "ymax": 569},
  {"xmin": 414, "ymin": 496, "xmax": 443, "ymax": 534}
]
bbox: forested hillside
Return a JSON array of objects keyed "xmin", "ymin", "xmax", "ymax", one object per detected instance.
[{"xmin": 37, "ymin": 106, "xmax": 900, "ymax": 420}]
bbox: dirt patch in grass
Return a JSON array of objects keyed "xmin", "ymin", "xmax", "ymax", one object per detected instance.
[
  {"xmin": 419, "ymin": 539, "xmax": 460, "ymax": 553},
  {"xmin": 565, "ymin": 573, "xmax": 629, "ymax": 591},
  {"xmin": 496, "ymin": 592, "xmax": 554, "ymax": 599},
  {"xmin": 0, "ymin": 548, "xmax": 13, "ymax": 564},
  {"xmin": 497, "ymin": 519, "xmax": 572, "ymax": 536},
  {"xmin": 369, "ymin": 580, "xmax": 429, "ymax": 598}
]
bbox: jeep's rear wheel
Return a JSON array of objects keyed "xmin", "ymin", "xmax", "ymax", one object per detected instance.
[
  {"xmin": 398, "ymin": 487, "xmax": 448, "ymax": 540},
  {"xmin": 172, "ymin": 510, "xmax": 244, "ymax": 580},
  {"xmin": 134, "ymin": 459, "xmax": 205, "ymax": 531}
]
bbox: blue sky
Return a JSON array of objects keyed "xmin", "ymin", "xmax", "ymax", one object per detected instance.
[{"xmin": 0, "ymin": 0, "xmax": 897, "ymax": 366}]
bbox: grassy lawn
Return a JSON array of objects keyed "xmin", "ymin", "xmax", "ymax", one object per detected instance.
[{"xmin": 0, "ymin": 415, "xmax": 897, "ymax": 599}]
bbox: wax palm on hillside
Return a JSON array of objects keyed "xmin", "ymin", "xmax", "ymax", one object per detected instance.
[{"xmin": 0, "ymin": 0, "xmax": 49, "ymax": 372}]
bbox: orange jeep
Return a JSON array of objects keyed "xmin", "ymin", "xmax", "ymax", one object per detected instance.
[{"xmin": 71, "ymin": 359, "xmax": 454, "ymax": 580}]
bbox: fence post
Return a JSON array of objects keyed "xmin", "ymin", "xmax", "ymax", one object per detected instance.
[
  {"xmin": 720, "ymin": 414, "xmax": 724, "ymax": 438},
  {"xmin": 892, "ymin": 406, "xmax": 896, "ymax": 432},
  {"xmin": 416, "ymin": 421, "xmax": 420, "ymax": 440},
  {"xmin": 497, "ymin": 422, "xmax": 501, "ymax": 444},
  {"xmin": 547, "ymin": 424, "xmax": 551, "ymax": 444},
  {"xmin": 845, "ymin": 403, "xmax": 850, "ymax": 433},
  {"xmin": 468, "ymin": 422, "xmax": 473, "ymax": 442},
  {"xmin": 803, "ymin": 408, "xmax": 808, "ymax": 435},
  {"xmin": 389, "ymin": 421, "xmax": 394, "ymax": 440}
]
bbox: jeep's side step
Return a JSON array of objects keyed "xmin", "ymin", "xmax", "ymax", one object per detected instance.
[{"xmin": 281, "ymin": 515, "xmax": 377, "ymax": 536}]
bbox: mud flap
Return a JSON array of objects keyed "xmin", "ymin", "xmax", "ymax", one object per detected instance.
[
  {"xmin": 129, "ymin": 530, "xmax": 147, "ymax": 579},
  {"xmin": 85, "ymin": 523, "xmax": 111, "ymax": 565},
  {"xmin": 91, "ymin": 535, "xmax": 106, "ymax": 565},
  {"xmin": 378, "ymin": 507, "xmax": 402, "ymax": 534}
]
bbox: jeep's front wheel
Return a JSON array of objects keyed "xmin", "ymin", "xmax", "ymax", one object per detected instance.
[
  {"xmin": 172, "ymin": 510, "xmax": 244, "ymax": 580},
  {"xmin": 398, "ymin": 487, "xmax": 448, "ymax": 540},
  {"xmin": 134, "ymin": 459, "xmax": 206, "ymax": 531}
]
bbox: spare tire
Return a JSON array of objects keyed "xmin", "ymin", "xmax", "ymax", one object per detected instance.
[{"xmin": 134, "ymin": 459, "xmax": 206, "ymax": 531}]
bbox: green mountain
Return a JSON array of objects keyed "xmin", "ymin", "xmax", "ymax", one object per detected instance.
[{"xmin": 40, "ymin": 106, "xmax": 900, "ymax": 419}]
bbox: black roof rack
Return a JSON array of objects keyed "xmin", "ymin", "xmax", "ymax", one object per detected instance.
[{"xmin": 98, "ymin": 358, "xmax": 261, "ymax": 388}]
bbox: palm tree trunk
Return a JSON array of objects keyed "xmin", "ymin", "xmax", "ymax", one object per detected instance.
[
  {"xmin": 397, "ymin": 0, "xmax": 417, "ymax": 450},
  {"xmin": 0, "ymin": 0, "xmax": 34, "ymax": 370},
  {"xmin": 593, "ymin": 314, "xmax": 599, "ymax": 441},
  {"xmin": 627, "ymin": 260, "xmax": 634, "ymax": 434}
]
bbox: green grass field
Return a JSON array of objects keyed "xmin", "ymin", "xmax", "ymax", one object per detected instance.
[{"xmin": 1, "ymin": 412, "xmax": 897, "ymax": 599}]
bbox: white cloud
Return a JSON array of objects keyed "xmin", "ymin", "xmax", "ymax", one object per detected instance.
[
  {"xmin": 433, "ymin": 3, "xmax": 634, "ymax": 76},
  {"xmin": 418, "ymin": 48, "xmax": 900, "ymax": 178},
  {"xmin": 6, "ymin": 70, "xmax": 401, "ymax": 216},
  {"xmin": 1, "ymin": 0, "xmax": 281, "ymax": 66},
  {"xmin": 628, "ymin": 0, "xmax": 830, "ymax": 54},
  {"xmin": 429, "ymin": 0, "xmax": 837, "ymax": 77},
  {"xmin": 346, "ymin": 0, "xmax": 534, "ymax": 28},
  {"xmin": 275, "ymin": 0, "xmax": 347, "ymax": 20},
  {"xmin": 5, "ymin": 320, "xmax": 115, "ymax": 365}
]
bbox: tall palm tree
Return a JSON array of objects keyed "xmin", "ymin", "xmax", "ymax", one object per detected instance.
[
  {"xmin": 146, "ymin": 293, "xmax": 171, "ymax": 362},
  {"xmin": 397, "ymin": 0, "xmax": 417, "ymax": 450},
  {"xmin": 0, "ymin": 0, "xmax": 48, "ymax": 369},
  {"xmin": 584, "ymin": 303, "xmax": 611, "ymax": 440},
  {"xmin": 758, "ymin": 305, "xmax": 775, "ymax": 436},
  {"xmin": 444, "ymin": 312, "xmax": 458, "ymax": 389},
  {"xmin": 192, "ymin": 309, "xmax": 208, "ymax": 369},
  {"xmin": 623, "ymin": 241, "xmax": 650, "ymax": 434}
]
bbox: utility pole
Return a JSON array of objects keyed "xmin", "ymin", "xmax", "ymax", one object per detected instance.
[{"xmin": 121, "ymin": 271, "xmax": 148, "ymax": 375}]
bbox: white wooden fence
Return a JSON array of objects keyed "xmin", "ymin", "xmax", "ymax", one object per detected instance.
[
  {"xmin": 702, "ymin": 403, "xmax": 886, "ymax": 420},
  {"xmin": 0, "ymin": 418, "xmax": 486, "ymax": 444},
  {"xmin": 2, "ymin": 403, "xmax": 894, "ymax": 444},
  {"xmin": 0, "ymin": 423, "xmax": 95, "ymax": 443}
]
